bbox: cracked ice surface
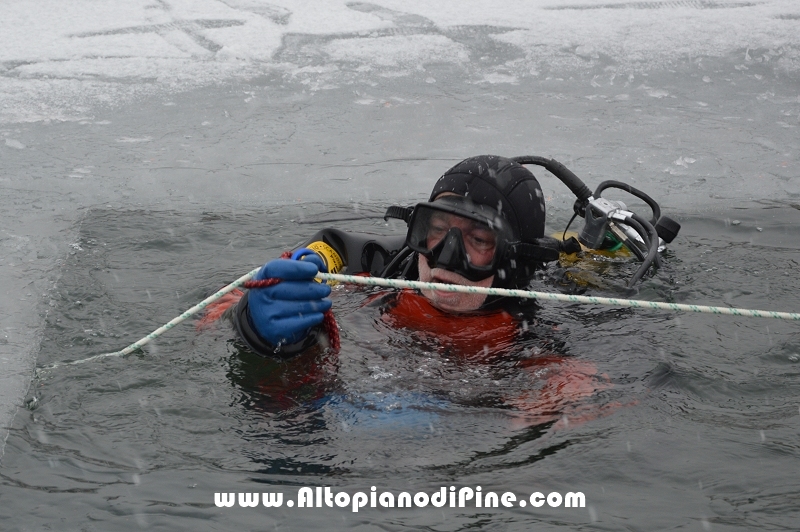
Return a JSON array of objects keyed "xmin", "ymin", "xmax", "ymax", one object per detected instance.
[{"xmin": 1, "ymin": 0, "xmax": 799, "ymax": 123}]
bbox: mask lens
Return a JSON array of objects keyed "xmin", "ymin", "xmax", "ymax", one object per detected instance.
[{"xmin": 410, "ymin": 206, "xmax": 499, "ymax": 267}]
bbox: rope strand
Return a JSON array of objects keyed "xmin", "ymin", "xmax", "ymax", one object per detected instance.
[
  {"xmin": 317, "ymin": 273, "xmax": 800, "ymax": 321},
  {"xmin": 38, "ymin": 268, "xmax": 797, "ymax": 371}
]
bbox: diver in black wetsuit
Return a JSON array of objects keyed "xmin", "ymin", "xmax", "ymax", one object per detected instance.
[{"xmin": 228, "ymin": 155, "xmax": 573, "ymax": 359}]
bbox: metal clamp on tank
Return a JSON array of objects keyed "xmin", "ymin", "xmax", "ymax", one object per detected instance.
[{"xmin": 578, "ymin": 198, "xmax": 628, "ymax": 249}]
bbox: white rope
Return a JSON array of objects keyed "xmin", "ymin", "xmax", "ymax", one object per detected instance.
[
  {"xmin": 319, "ymin": 273, "xmax": 800, "ymax": 321},
  {"xmin": 39, "ymin": 269, "xmax": 798, "ymax": 370},
  {"xmin": 38, "ymin": 267, "xmax": 261, "ymax": 371}
]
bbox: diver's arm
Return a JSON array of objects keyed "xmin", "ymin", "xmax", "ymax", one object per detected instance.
[
  {"xmin": 230, "ymin": 228, "xmax": 405, "ymax": 358},
  {"xmin": 299, "ymin": 228, "xmax": 407, "ymax": 276}
]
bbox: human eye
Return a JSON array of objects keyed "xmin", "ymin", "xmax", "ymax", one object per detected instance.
[
  {"xmin": 428, "ymin": 213, "xmax": 450, "ymax": 233},
  {"xmin": 429, "ymin": 222, "xmax": 448, "ymax": 237},
  {"xmin": 468, "ymin": 230, "xmax": 496, "ymax": 251}
]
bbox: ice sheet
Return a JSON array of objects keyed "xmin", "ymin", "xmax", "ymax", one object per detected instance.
[{"xmin": 2, "ymin": 0, "xmax": 799, "ymax": 123}]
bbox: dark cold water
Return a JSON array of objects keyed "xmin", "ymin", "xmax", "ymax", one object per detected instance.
[
  {"xmin": 3, "ymin": 0, "xmax": 800, "ymax": 528},
  {"xmin": 1, "ymin": 201, "xmax": 798, "ymax": 530}
]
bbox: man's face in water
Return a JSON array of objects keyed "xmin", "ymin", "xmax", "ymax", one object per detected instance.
[
  {"xmin": 425, "ymin": 211, "xmax": 497, "ymax": 267},
  {"xmin": 417, "ymin": 194, "xmax": 495, "ymax": 312}
]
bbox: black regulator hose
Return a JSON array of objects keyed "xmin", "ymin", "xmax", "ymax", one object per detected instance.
[
  {"xmin": 380, "ymin": 245, "xmax": 415, "ymax": 279},
  {"xmin": 511, "ymin": 155, "xmax": 664, "ymax": 287},
  {"xmin": 624, "ymin": 213, "xmax": 660, "ymax": 287},
  {"xmin": 594, "ymin": 180, "xmax": 661, "ymax": 225},
  {"xmin": 511, "ymin": 156, "xmax": 594, "ymax": 203}
]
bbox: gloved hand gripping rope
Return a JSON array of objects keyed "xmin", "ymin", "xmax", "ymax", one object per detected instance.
[{"xmin": 243, "ymin": 249, "xmax": 340, "ymax": 352}]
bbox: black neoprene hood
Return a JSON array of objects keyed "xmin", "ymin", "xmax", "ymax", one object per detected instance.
[{"xmin": 429, "ymin": 155, "xmax": 547, "ymax": 244}]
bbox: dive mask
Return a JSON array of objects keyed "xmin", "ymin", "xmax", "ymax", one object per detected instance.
[{"xmin": 405, "ymin": 196, "xmax": 515, "ymax": 282}]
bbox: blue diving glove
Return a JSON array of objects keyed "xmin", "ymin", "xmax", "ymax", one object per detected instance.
[{"xmin": 248, "ymin": 257, "xmax": 332, "ymax": 346}]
